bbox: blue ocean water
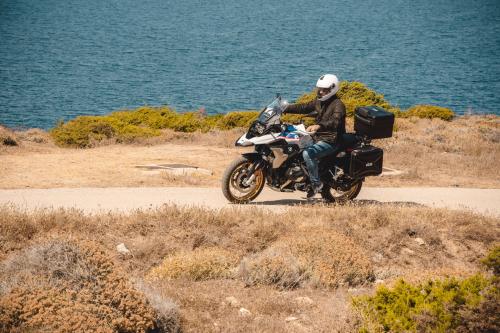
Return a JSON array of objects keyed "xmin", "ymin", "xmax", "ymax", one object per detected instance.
[{"xmin": 1, "ymin": 0, "xmax": 499, "ymax": 129}]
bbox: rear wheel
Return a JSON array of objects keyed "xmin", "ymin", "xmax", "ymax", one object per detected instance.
[
  {"xmin": 222, "ymin": 156, "xmax": 265, "ymax": 204},
  {"xmin": 321, "ymin": 181, "xmax": 362, "ymax": 204}
]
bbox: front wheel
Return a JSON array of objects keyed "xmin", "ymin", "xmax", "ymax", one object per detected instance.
[
  {"xmin": 321, "ymin": 181, "xmax": 362, "ymax": 204},
  {"xmin": 221, "ymin": 156, "xmax": 265, "ymax": 204}
]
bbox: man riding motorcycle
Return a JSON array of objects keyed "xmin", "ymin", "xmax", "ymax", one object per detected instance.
[{"xmin": 284, "ymin": 74, "xmax": 346, "ymax": 198}]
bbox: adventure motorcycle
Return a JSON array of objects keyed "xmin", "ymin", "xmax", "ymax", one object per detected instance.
[{"xmin": 221, "ymin": 96, "xmax": 395, "ymax": 204}]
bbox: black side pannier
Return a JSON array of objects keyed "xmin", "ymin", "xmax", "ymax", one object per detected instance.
[
  {"xmin": 349, "ymin": 145, "xmax": 383, "ymax": 178},
  {"xmin": 354, "ymin": 106, "xmax": 395, "ymax": 139}
]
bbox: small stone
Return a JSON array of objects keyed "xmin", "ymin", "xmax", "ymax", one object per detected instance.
[
  {"xmin": 401, "ymin": 247, "xmax": 415, "ymax": 255},
  {"xmin": 285, "ymin": 316, "xmax": 299, "ymax": 322},
  {"xmin": 347, "ymin": 288, "xmax": 358, "ymax": 293},
  {"xmin": 294, "ymin": 296, "xmax": 314, "ymax": 306},
  {"xmin": 116, "ymin": 243, "xmax": 130, "ymax": 255},
  {"xmin": 239, "ymin": 307, "xmax": 251, "ymax": 317},
  {"xmin": 225, "ymin": 296, "xmax": 240, "ymax": 307},
  {"xmin": 414, "ymin": 238, "xmax": 426, "ymax": 246},
  {"xmin": 375, "ymin": 279, "xmax": 385, "ymax": 285}
]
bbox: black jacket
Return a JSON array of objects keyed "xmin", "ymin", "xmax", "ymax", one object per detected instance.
[{"xmin": 285, "ymin": 95, "xmax": 346, "ymax": 144}]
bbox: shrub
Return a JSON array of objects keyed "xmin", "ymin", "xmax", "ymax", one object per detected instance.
[
  {"xmin": 353, "ymin": 275, "xmax": 494, "ymax": 333},
  {"xmin": 48, "ymin": 82, "xmax": 455, "ymax": 148},
  {"xmin": 295, "ymin": 81, "xmax": 399, "ymax": 117},
  {"xmin": 147, "ymin": 247, "xmax": 239, "ymax": 281},
  {"xmin": 404, "ymin": 105, "xmax": 455, "ymax": 121},
  {"xmin": 215, "ymin": 111, "xmax": 259, "ymax": 130},
  {"xmin": 51, "ymin": 116, "xmax": 116, "ymax": 147},
  {"xmin": 50, "ymin": 107, "xmax": 260, "ymax": 147},
  {"xmin": 482, "ymin": 245, "xmax": 500, "ymax": 275},
  {"xmin": 110, "ymin": 106, "xmax": 177, "ymax": 129},
  {"xmin": 0, "ymin": 126, "xmax": 18, "ymax": 146},
  {"xmin": 239, "ymin": 228, "xmax": 373, "ymax": 289},
  {"xmin": 0, "ymin": 239, "xmax": 179, "ymax": 333},
  {"xmin": 239, "ymin": 247, "xmax": 309, "ymax": 289},
  {"xmin": 456, "ymin": 277, "xmax": 500, "ymax": 332}
]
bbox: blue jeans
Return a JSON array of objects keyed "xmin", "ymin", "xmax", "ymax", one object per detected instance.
[{"xmin": 302, "ymin": 141, "xmax": 336, "ymax": 186}]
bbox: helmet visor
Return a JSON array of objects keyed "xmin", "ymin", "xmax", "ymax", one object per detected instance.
[{"xmin": 317, "ymin": 87, "xmax": 331, "ymax": 97}]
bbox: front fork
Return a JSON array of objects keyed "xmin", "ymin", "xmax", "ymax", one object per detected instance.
[{"xmin": 242, "ymin": 159, "xmax": 266, "ymax": 186}]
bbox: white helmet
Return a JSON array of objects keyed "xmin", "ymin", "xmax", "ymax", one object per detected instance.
[{"xmin": 316, "ymin": 74, "xmax": 339, "ymax": 101}]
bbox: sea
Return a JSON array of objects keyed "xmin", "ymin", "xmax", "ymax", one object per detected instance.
[{"xmin": 1, "ymin": 0, "xmax": 499, "ymax": 129}]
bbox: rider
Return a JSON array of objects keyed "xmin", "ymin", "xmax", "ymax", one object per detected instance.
[{"xmin": 284, "ymin": 74, "xmax": 346, "ymax": 198}]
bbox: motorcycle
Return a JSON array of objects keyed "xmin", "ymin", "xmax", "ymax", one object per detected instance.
[{"xmin": 221, "ymin": 95, "xmax": 394, "ymax": 204}]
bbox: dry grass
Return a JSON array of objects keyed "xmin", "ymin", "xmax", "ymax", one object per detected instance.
[
  {"xmin": 159, "ymin": 170, "xmax": 209, "ymax": 187},
  {"xmin": 0, "ymin": 203, "xmax": 497, "ymax": 332},
  {"xmin": 1, "ymin": 115, "xmax": 499, "ymax": 189},
  {"xmin": 366, "ymin": 115, "xmax": 500, "ymax": 188}
]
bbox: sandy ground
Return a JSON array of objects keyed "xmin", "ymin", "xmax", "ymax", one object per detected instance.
[
  {"xmin": 0, "ymin": 143, "xmax": 243, "ymax": 188},
  {"xmin": 1, "ymin": 186, "xmax": 499, "ymax": 216}
]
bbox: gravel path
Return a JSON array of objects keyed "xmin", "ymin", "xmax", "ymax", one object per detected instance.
[{"xmin": 0, "ymin": 187, "xmax": 499, "ymax": 216}]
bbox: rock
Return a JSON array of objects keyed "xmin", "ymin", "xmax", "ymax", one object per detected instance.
[
  {"xmin": 294, "ymin": 296, "xmax": 314, "ymax": 306},
  {"xmin": 372, "ymin": 253, "xmax": 384, "ymax": 262},
  {"xmin": 375, "ymin": 279, "xmax": 385, "ymax": 285},
  {"xmin": 225, "ymin": 296, "xmax": 240, "ymax": 308},
  {"xmin": 285, "ymin": 316, "xmax": 299, "ymax": 322},
  {"xmin": 239, "ymin": 307, "xmax": 251, "ymax": 317},
  {"xmin": 414, "ymin": 237, "xmax": 426, "ymax": 246},
  {"xmin": 116, "ymin": 243, "xmax": 130, "ymax": 255}
]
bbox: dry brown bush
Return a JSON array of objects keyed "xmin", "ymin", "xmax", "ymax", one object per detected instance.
[
  {"xmin": 0, "ymin": 239, "xmax": 180, "ymax": 333},
  {"xmin": 147, "ymin": 247, "xmax": 239, "ymax": 281},
  {"xmin": 15, "ymin": 128, "xmax": 50, "ymax": 144},
  {"xmin": 0, "ymin": 125, "xmax": 18, "ymax": 147},
  {"xmin": 239, "ymin": 247, "xmax": 309, "ymax": 289},
  {"xmin": 240, "ymin": 228, "xmax": 374, "ymax": 289}
]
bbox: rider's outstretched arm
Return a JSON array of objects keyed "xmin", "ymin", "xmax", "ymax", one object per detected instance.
[{"xmin": 284, "ymin": 100, "xmax": 316, "ymax": 115}]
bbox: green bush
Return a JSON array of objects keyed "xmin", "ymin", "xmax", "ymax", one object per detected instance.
[
  {"xmin": 295, "ymin": 81, "xmax": 401, "ymax": 117},
  {"xmin": 482, "ymin": 245, "xmax": 500, "ymax": 275},
  {"xmin": 403, "ymin": 105, "xmax": 455, "ymax": 121},
  {"xmin": 50, "ymin": 115, "xmax": 161, "ymax": 147},
  {"xmin": 49, "ymin": 82, "xmax": 455, "ymax": 147},
  {"xmin": 109, "ymin": 106, "xmax": 177, "ymax": 129},
  {"xmin": 353, "ymin": 275, "xmax": 493, "ymax": 332},
  {"xmin": 216, "ymin": 111, "xmax": 259, "ymax": 130},
  {"xmin": 50, "ymin": 107, "xmax": 266, "ymax": 147}
]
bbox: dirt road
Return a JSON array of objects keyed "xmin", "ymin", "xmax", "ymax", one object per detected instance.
[{"xmin": 0, "ymin": 186, "xmax": 499, "ymax": 216}]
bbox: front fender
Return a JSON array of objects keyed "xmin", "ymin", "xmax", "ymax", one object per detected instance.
[{"xmin": 242, "ymin": 152, "xmax": 263, "ymax": 161}]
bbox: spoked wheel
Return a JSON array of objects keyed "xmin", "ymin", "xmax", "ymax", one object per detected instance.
[
  {"xmin": 222, "ymin": 156, "xmax": 265, "ymax": 204},
  {"xmin": 321, "ymin": 181, "xmax": 362, "ymax": 204}
]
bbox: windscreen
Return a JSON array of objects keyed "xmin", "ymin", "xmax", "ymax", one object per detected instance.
[{"xmin": 257, "ymin": 98, "xmax": 284, "ymax": 125}]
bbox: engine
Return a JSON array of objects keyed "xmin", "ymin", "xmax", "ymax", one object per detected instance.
[{"xmin": 285, "ymin": 164, "xmax": 305, "ymax": 182}]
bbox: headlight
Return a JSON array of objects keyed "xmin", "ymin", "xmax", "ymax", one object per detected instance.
[{"xmin": 255, "ymin": 122, "xmax": 265, "ymax": 134}]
